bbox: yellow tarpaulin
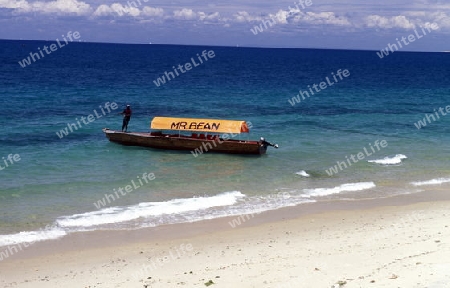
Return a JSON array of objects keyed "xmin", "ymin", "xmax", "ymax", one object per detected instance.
[{"xmin": 150, "ymin": 117, "xmax": 250, "ymax": 133}]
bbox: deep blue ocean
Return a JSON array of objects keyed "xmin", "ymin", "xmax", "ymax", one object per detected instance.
[{"xmin": 1, "ymin": 40, "xmax": 450, "ymax": 247}]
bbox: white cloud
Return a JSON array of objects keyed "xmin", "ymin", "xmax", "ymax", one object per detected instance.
[
  {"xmin": 0, "ymin": 0, "xmax": 28, "ymax": 9},
  {"xmin": 142, "ymin": 6, "xmax": 163, "ymax": 17},
  {"xmin": 92, "ymin": 3, "xmax": 163, "ymax": 18},
  {"xmin": 2, "ymin": 0, "xmax": 449, "ymax": 39},
  {"xmin": 391, "ymin": 15, "xmax": 416, "ymax": 29},
  {"xmin": 312, "ymin": 12, "xmax": 351, "ymax": 26},
  {"xmin": 284, "ymin": 11, "xmax": 351, "ymax": 26},
  {"xmin": 429, "ymin": 11, "xmax": 450, "ymax": 28},
  {"xmin": 2, "ymin": 0, "xmax": 92, "ymax": 15},
  {"xmin": 173, "ymin": 8, "xmax": 197, "ymax": 20},
  {"xmin": 248, "ymin": 9, "xmax": 350, "ymax": 28},
  {"xmin": 270, "ymin": 9, "xmax": 290, "ymax": 24},
  {"xmin": 400, "ymin": 11, "xmax": 448, "ymax": 29},
  {"xmin": 234, "ymin": 11, "xmax": 262, "ymax": 22},
  {"xmin": 109, "ymin": 3, "xmax": 139, "ymax": 17},
  {"xmin": 170, "ymin": 8, "xmax": 222, "ymax": 22},
  {"xmin": 366, "ymin": 15, "xmax": 415, "ymax": 29},
  {"xmin": 198, "ymin": 11, "xmax": 220, "ymax": 22},
  {"xmin": 92, "ymin": 4, "xmax": 115, "ymax": 17},
  {"xmin": 0, "ymin": 0, "xmax": 444, "ymax": 32}
]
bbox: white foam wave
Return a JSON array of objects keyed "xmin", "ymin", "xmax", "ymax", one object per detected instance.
[
  {"xmin": 0, "ymin": 226, "xmax": 66, "ymax": 248},
  {"xmin": 368, "ymin": 154, "xmax": 407, "ymax": 165},
  {"xmin": 0, "ymin": 190, "xmax": 317, "ymax": 248},
  {"xmin": 411, "ymin": 178, "xmax": 450, "ymax": 186},
  {"xmin": 295, "ymin": 170, "xmax": 310, "ymax": 177},
  {"xmin": 302, "ymin": 182, "xmax": 376, "ymax": 197},
  {"xmin": 57, "ymin": 191, "xmax": 245, "ymax": 228}
]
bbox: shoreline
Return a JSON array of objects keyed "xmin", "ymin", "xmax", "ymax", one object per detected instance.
[
  {"xmin": 1, "ymin": 188, "xmax": 450, "ymax": 287},
  {"xmin": 2, "ymin": 187, "xmax": 450, "ymax": 258}
]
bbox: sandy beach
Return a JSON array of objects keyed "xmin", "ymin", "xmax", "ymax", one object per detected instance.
[{"xmin": 1, "ymin": 190, "xmax": 449, "ymax": 288}]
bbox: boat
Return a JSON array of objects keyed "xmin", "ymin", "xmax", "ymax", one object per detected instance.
[{"xmin": 102, "ymin": 117, "xmax": 278, "ymax": 155}]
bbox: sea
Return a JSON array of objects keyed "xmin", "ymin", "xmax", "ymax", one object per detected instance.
[{"xmin": 1, "ymin": 40, "xmax": 450, "ymax": 248}]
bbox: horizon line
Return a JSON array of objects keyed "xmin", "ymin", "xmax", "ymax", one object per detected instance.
[{"xmin": 0, "ymin": 38, "xmax": 446, "ymax": 53}]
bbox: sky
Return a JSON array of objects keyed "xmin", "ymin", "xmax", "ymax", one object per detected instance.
[{"xmin": 1, "ymin": 0, "xmax": 449, "ymax": 51}]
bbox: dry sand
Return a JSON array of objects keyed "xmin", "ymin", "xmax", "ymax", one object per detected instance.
[{"xmin": 1, "ymin": 193, "xmax": 450, "ymax": 288}]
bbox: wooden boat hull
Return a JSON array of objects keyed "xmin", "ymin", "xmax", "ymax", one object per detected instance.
[{"xmin": 102, "ymin": 128, "xmax": 267, "ymax": 155}]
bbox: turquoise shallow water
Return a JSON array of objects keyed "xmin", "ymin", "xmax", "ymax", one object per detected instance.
[{"xmin": 1, "ymin": 41, "xmax": 450, "ymax": 245}]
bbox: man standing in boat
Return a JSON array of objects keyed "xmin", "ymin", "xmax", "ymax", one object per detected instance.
[{"xmin": 121, "ymin": 104, "xmax": 132, "ymax": 132}]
